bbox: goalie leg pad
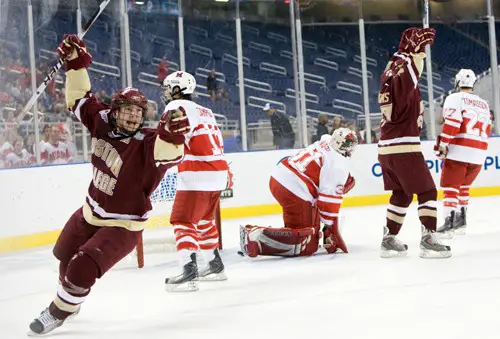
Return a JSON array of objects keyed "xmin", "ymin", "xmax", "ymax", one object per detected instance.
[{"xmin": 240, "ymin": 225, "xmax": 320, "ymax": 257}]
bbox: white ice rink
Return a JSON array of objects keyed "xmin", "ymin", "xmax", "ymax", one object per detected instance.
[{"xmin": 2, "ymin": 196, "xmax": 500, "ymax": 339}]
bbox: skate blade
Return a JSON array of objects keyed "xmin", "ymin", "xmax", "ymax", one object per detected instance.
[
  {"xmin": 165, "ymin": 280, "xmax": 199, "ymax": 292},
  {"xmin": 198, "ymin": 271, "xmax": 228, "ymax": 282},
  {"xmin": 419, "ymin": 249, "xmax": 452, "ymax": 259},
  {"xmin": 436, "ymin": 231, "xmax": 454, "ymax": 239},
  {"xmin": 380, "ymin": 249, "xmax": 408, "ymax": 258}
]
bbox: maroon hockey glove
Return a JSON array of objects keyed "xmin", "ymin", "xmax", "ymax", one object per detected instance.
[
  {"xmin": 158, "ymin": 106, "xmax": 190, "ymax": 145},
  {"xmin": 343, "ymin": 174, "xmax": 355, "ymax": 194},
  {"xmin": 323, "ymin": 221, "xmax": 348, "ymax": 254},
  {"xmin": 56, "ymin": 34, "xmax": 92, "ymax": 71},
  {"xmin": 398, "ymin": 27, "xmax": 436, "ymax": 54}
]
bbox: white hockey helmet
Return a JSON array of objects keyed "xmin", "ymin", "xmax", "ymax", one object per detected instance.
[
  {"xmin": 455, "ymin": 69, "xmax": 477, "ymax": 89},
  {"xmin": 330, "ymin": 127, "xmax": 358, "ymax": 157},
  {"xmin": 161, "ymin": 71, "xmax": 196, "ymax": 103}
]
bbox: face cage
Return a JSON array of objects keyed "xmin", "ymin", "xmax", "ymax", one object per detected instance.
[
  {"xmin": 161, "ymin": 85, "xmax": 187, "ymax": 104},
  {"xmin": 111, "ymin": 107, "xmax": 145, "ymax": 138}
]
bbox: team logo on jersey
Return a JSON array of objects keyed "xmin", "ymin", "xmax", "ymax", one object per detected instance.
[{"xmin": 336, "ymin": 184, "xmax": 344, "ymax": 195}]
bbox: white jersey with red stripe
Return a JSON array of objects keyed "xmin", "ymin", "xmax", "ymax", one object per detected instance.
[
  {"xmin": 271, "ymin": 136, "xmax": 350, "ymax": 226},
  {"xmin": 40, "ymin": 141, "xmax": 72, "ymax": 164},
  {"xmin": 163, "ymin": 99, "xmax": 228, "ymax": 191},
  {"xmin": 4, "ymin": 150, "xmax": 35, "ymax": 168},
  {"xmin": 439, "ymin": 91, "xmax": 491, "ymax": 165}
]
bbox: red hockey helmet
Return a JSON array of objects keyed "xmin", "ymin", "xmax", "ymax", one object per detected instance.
[{"xmin": 110, "ymin": 87, "xmax": 148, "ymax": 137}]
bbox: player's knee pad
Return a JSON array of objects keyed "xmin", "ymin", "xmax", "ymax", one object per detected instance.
[
  {"xmin": 240, "ymin": 225, "xmax": 320, "ymax": 257},
  {"xmin": 64, "ymin": 250, "xmax": 99, "ymax": 291},
  {"xmin": 390, "ymin": 190, "xmax": 413, "ymax": 208}
]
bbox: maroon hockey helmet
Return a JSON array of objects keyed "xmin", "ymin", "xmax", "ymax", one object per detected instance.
[{"xmin": 111, "ymin": 87, "xmax": 148, "ymax": 112}]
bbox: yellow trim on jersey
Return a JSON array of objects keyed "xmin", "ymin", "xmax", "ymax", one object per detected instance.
[
  {"xmin": 378, "ymin": 144, "xmax": 422, "ymax": 155},
  {"xmin": 65, "ymin": 68, "xmax": 91, "ymax": 109},
  {"xmin": 1, "ymin": 186, "xmax": 500, "ymax": 253},
  {"xmin": 82, "ymin": 202, "xmax": 146, "ymax": 231}
]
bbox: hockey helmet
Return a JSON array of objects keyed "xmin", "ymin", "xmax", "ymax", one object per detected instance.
[
  {"xmin": 162, "ymin": 71, "xmax": 196, "ymax": 104},
  {"xmin": 110, "ymin": 87, "xmax": 148, "ymax": 137},
  {"xmin": 455, "ymin": 69, "xmax": 477, "ymax": 90},
  {"xmin": 331, "ymin": 128, "xmax": 358, "ymax": 157}
]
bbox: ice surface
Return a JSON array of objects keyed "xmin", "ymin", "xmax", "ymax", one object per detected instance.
[{"xmin": 1, "ymin": 196, "xmax": 500, "ymax": 339}]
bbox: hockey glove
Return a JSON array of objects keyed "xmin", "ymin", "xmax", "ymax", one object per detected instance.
[
  {"xmin": 433, "ymin": 136, "xmax": 448, "ymax": 160},
  {"xmin": 56, "ymin": 34, "xmax": 92, "ymax": 71},
  {"xmin": 398, "ymin": 27, "xmax": 436, "ymax": 54},
  {"xmin": 343, "ymin": 174, "xmax": 355, "ymax": 194},
  {"xmin": 158, "ymin": 106, "xmax": 190, "ymax": 145},
  {"xmin": 323, "ymin": 221, "xmax": 348, "ymax": 254}
]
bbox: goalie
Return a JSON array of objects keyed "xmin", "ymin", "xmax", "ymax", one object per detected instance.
[
  {"xmin": 28, "ymin": 35, "xmax": 190, "ymax": 335},
  {"xmin": 239, "ymin": 128, "xmax": 357, "ymax": 257}
]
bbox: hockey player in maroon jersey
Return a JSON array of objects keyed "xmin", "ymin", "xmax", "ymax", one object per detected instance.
[
  {"xmin": 239, "ymin": 129, "xmax": 357, "ymax": 258},
  {"xmin": 28, "ymin": 35, "xmax": 190, "ymax": 335},
  {"xmin": 377, "ymin": 27, "xmax": 451, "ymax": 259}
]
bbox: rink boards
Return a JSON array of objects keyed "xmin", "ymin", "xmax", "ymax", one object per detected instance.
[{"xmin": 1, "ymin": 139, "xmax": 500, "ymax": 253}]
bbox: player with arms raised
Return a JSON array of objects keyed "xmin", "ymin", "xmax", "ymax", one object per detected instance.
[
  {"xmin": 377, "ymin": 27, "xmax": 451, "ymax": 258},
  {"xmin": 161, "ymin": 71, "xmax": 230, "ymax": 292},
  {"xmin": 28, "ymin": 35, "xmax": 190, "ymax": 335},
  {"xmin": 239, "ymin": 129, "xmax": 357, "ymax": 258},
  {"xmin": 435, "ymin": 69, "xmax": 491, "ymax": 238}
]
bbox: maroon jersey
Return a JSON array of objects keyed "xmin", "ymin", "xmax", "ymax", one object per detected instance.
[
  {"xmin": 378, "ymin": 52, "xmax": 425, "ymax": 155},
  {"xmin": 72, "ymin": 94, "xmax": 184, "ymax": 231}
]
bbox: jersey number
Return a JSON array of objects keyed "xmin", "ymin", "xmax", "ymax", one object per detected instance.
[
  {"xmin": 204, "ymin": 123, "xmax": 224, "ymax": 156},
  {"xmin": 465, "ymin": 112, "xmax": 489, "ymax": 139},
  {"xmin": 289, "ymin": 149, "xmax": 321, "ymax": 172}
]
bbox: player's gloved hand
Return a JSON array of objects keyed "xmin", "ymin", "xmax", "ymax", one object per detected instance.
[
  {"xmin": 343, "ymin": 174, "xmax": 355, "ymax": 194},
  {"xmin": 56, "ymin": 34, "xmax": 92, "ymax": 71},
  {"xmin": 158, "ymin": 106, "xmax": 190, "ymax": 145},
  {"xmin": 323, "ymin": 221, "xmax": 348, "ymax": 254},
  {"xmin": 434, "ymin": 136, "xmax": 448, "ymax": 160},
  {"xmin": 398, "ymin": 27, "xmax": 436, "ymax": 54}
]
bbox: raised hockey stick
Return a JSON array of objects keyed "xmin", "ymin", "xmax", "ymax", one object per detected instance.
[
  {"xmin": 17, "ymin": 0, "xmax": 112, "ymax": 122},
  {"xmin": 423, "ymin": 0, "xmax": 430, "ymax": 28}
]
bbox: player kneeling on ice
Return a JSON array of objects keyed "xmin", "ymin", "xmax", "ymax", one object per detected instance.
[
  {"xmin": 28, "ymin": 35, "xmax": 190, "ymax": 335},
  {"xmin": 240, "ymin": 128, "xmax": 357, "ymax": 258},
  {"xmin": 377, "ymin": 27, "xmax": 450, "ymax": 259},
  {"xmin": 435, "ymin": 69, "xmax": 491, "ymax": 239},
  {"xmin": 161, "ymin": 71, "xmax": 230, "ymax": 292}
]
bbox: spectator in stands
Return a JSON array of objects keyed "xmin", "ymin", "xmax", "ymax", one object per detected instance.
[
  {"xmin": 207, "ymin": 69, "xmax": 218, "ymax": 102},
  {"xmin": 263, "ymin": 103, "xmax": 295, "ymax": 149},
  {"xmin": 420, "ymin": 120, "xmax": 428, "ymax": 140},
  {"xmin": 312, "ymin": 114, "xmax": 329, "ymax": 142},
  {"xmin": 330, "ymin": 116, "xmax": 344, "ymax": 134},
  {"xmin": 157, "ymin": 57, "xmax": 169, "ymax": 84},
  {"xmin": 100, "ymin": 90, "xmax": 111, "ymax": 105},
  {"xmin": 40, "ymin": 125, "xmax": 50, "ymax": 148}
]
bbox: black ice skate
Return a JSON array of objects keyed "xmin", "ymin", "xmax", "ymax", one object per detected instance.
[
  {"xmin": 380, "ymin": 226, "xmax": 408, "ymax": 258},
  {"xmin": 453, "ymin": 207, "xmax": 467, "ymax": 235},
  {"xmin": 165, "ymin": 252, "xmax": 199, "ymax": 292},
  {"xmin": 198, "ymin": 249, "xmax": 228, "ymax": 281},
  {"xmin": 437, "ymin": 211, "xmax": 456, "ymax": 239},
  {"xmin": 28, "ymin": 307, "xmax": 64, "ymax": 335},
  {"xmin": 420, "ymin": 226, "xmax": 452, "ymax": 259}
]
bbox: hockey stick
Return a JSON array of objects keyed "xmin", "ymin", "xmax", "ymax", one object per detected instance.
[
  {"xmin": 422, "ymin": 0, "xmax": 430, "ymax": 28},
  {"xmin": 17, "ymin": 0, "xmax": 112, "ymax": 122}
]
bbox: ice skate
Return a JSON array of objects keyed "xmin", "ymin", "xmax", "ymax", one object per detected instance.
[
  {"xmin": 437, "ymin": 211, "xmax": 455, "ymax": 239},
  {"xmin": 420, "ymin": 226, "xmax": 452, "ymax": 258},
  {"xmin": 380, "ymin": 226, "xmax": 408, "ymax": 258},
  {"xmin": 198, "ymin": 249, "xmax": 227, "ymax": 281},
  {"xmin": 165, "ymin": 253, "xmax": 199, "ymax": 292},
  {"xmin": 28, "ymin": 307, "xmax": 64, "ymax": 336},
  {"xmin": 453, "ymin": 207, "xmax": 467, "ymax": 235},
  {"xmin": 238, "ymin": 225, "xmax": 259, "ymax": 257}
]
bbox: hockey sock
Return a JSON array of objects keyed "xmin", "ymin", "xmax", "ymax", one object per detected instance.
[
  {"xmin": 197, "ymin": 219, "xmax": 219, "ymax": 251},
  {"xmin": 458, "ymin": 185, "xmax": 470, "ymax": 209},
  {"xmin": 442, "ymin": 186, "xmax": 459, "ymax": 217},
  {"xmin": 386, "ymin": 191, "xmax": 412, "ymax": 235},
  {"xmin": 50, "ymin": 251, "xmax": 98, "ymax": 320},
  {"xmin": 417, "ymin": 189, "xmax": 438, "ymax": 232},
  {"xmin": 173, "ymin": 223, "xmax": 200, "ymax": 252}
]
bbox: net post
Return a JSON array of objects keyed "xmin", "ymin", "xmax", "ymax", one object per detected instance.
[{"xmin": 136, "ymin": 232, "xmax": 144, "ymax": 268}]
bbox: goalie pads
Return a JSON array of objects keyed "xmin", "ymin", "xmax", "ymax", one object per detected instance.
[{"xmin": 239, "ymin": 225, "xmax": 320, "ymax": 257}]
